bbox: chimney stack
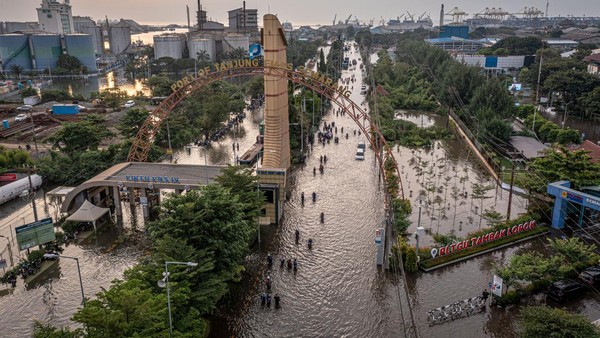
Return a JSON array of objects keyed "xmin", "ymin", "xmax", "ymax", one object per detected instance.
[{"xmin": 440, "ymin": 4, "xmax": 444, "ymax": 27}]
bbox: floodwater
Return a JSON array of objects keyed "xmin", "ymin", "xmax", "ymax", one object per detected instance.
[
  {"xmin": 207, "ymin": 42, "xmax": 600, "ymax": 337},
  {"xmin": 0, "ymin": 188, "xmax": 146, "ymax": 337},
  {"xmin": 43, "ymin": 69, "xmax": 149, "ymax": 99},
  {"xmin": 538, "ymin": 108, "xmax": 600, "ymax": 144}
]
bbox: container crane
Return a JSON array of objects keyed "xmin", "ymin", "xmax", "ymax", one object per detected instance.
[
  {"xmin": 405, "ymin": 12, "xmax": 415, "ymax": 22},
  {"xmin": 418, "ymin": 12, "xmax": 428, "ymax": 21},
  {"xmin": 445, "ymin": 7, "xmax": 468, "ymax": 24},
  {"xmin": 345, "ymin": 14, "xmax": 352, "ymax": 25}
]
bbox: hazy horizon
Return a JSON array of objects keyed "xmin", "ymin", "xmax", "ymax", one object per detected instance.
[{"xmin": 2, "ymin": 0, "xmax": 600, "ymax": 28}]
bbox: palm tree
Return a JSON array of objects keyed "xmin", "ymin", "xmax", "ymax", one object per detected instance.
[
  {"xmin": 10, "ymin": 64, "xmax": 23, "ymax": 80},
  {"xmin": 228, "ymin": 47, "xmax": 247, "ymax": 60}
]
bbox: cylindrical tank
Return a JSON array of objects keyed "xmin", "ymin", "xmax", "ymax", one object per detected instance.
[
  {"xmin": 153, "ymin": 34, "xmax": 186, "ymax": 59},
  {"xmin": 30, "ymin": 34, "xmax": 62, "ymax": 71},
  {"xmin": 108, "ymin": 24, "xmax": 131, "ymax": 55},
  {"xmin": 188, "ymin": 37, "xmax": 215, "ymax": 62},
  {"xmin": 224, "ymin": 34, "xmax": 249, "ymax": 53},
  {"xmin": 79, "ymin": 26, "xmax": 103, "ymax": 55},
  {"xmin": 64, "ymin": 34, "xmax": 97, "ymax": 72},
  {"xmin": 0, "ymin": 175, "xmax": 42, "ymax": 205},
  {"xmin": 0, "ymin": 34, "xmax": 33, "ymax": 71}
]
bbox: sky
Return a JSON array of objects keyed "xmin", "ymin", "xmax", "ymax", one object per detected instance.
[{"xmin": 2, "ymin": 0, "xmax": 600, "ymax": 27}]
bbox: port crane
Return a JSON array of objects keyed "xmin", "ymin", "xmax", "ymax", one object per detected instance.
[{"xmin": 445, "ymin": 7, "xmax": 468, "ymax": 24}]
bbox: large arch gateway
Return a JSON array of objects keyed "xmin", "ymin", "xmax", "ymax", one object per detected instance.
[
  {"xmin": 126, "ymin": 63, "xmax": 404, "ymax": 199},
  {"xmin": 62, "ymin": 15, "xmax": 403, "ymax": 231}
]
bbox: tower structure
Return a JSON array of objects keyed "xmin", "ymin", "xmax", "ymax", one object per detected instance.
[
  {"xmin": 261, "ymin": 14, "xmax": 290, "ymax": 170},
  {"xmin": 257, "ymin": 14, "xmax": 290, "ymax": 225},
  {"xmin": 37, "ymin": 0, "xmax": 74, "ymax": 34}
]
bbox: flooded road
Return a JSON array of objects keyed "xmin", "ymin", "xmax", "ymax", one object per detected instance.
[
  {"xmin": 208, "ymin": 42, "xmax": 600, "ymax": 337},
  {"xmin": 0, "ymin": 190, "xmax": 145, "ymax": 337}
]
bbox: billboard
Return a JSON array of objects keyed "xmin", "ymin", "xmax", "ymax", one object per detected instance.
[
  {"xmin": 508, "ymin": 83, "xmax": 522, "ymax": 92},
  {"xmin": 15, "ymin": 218, "xmax": 55, "ymax": 251}
]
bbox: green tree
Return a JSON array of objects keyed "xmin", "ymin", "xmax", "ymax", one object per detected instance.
[
  {"xmin": 100, "ymin": 88, "xmax": 128, "ymax": 109},
  {"xmin": 496, "ymin": 252, "xmax": 556, "ymax": 290},
  {"xmin": 519, "ymin": 306, "xmax": 600, "ymax": 338},
  {"xmin": 72, "ymin": 278, "xmax": 169, "ymax": 337},
  {"xmin": 227, "ymin": 47, "xmax": 247, "ymax": 60},
  {"xmin": 245, "ymin": 76, "xmax": 264, "ymax": 98},
  {"xmin": 517, "ymin": 146, "xmax": 600, "ymax": 194},
  {"xmin": 20, "ymin": 87, "xmax": 38, "ymax": 98},
  {"xmin": 213, "ymin": 166, "xmax": 265, "ymax": 224},
  {"xmin": 41, "ymin": 89, "xmax": 73, "ymax": 103},
  {"xmin": 544, "ymin": 69, "xmax": 600, "ymax": 110},
  {"xmin": 47, "ymin": 115, "xmax": 113, "ymax": 156},
  {"xmin": 548, "ymin": 237, "xmax": 599, "ymax": 270},
  {"xmin": 580, "ymin": 86, "xmax": 600, "ymax": 118},
  {"xmin": 148, "ymin": 185, "xmax": 253, "ymax": 277},
  {"xmin": 10, "ymin": 64, "xmax": 23, "ymax": 79},
  {"xmin": 32, "ymin": 321, "xmax": 82, "ymax": 338},
  {"xmin": 118, "ymin": 108, "xmax": 149, "ymax": 138},
  {"xmin": 0, "ymin": 147, "xmax": 32, "ymax": 172},
  {"xmin": 55, "ymin": 54, "xmax": 87, "ymax": 75},
  {"xmin": 318, "ymin": 48, "xmax": 327, "ymax": 73}
]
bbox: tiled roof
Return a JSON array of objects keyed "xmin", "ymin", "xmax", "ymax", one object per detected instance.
[{"xmin": 569, "ymin": 140, "xmax": 600, "ymax": 163}]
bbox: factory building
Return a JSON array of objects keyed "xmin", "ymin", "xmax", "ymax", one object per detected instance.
[
  {"xmin": 37, "ymin": 0, "xmax": 74, "ymax": 34},
  {"xmin": 228, "ymin": 6, "xmax": 258, "ymax": 33},
  {"xmin": 0, "ymin": 33, "xmax": 97, "ymax": 72}
]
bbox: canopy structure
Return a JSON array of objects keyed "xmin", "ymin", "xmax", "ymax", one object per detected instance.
[{"xmin": 66, "ymin": 200, "xmax": 111, "ymax": 233}]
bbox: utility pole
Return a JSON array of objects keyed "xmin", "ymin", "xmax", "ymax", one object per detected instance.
[
  {"xmin": 27, "ymin": 167, "xmax": 38, "ymax": 222},
  {"xmin": 506, "ymin": 160, "xmax": 516, "ymax": 221}
]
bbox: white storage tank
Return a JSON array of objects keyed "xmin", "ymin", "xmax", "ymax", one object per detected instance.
[
  {"xmin": 154, "ymin": 34, "xmax": 185, "ymax": 59},
  {"xmin": 108, "ymin": 24, "xmax": 131, "ymax": 55},
  {"xmin": 188, "ymin": 37, "xmax": 216, "ymax": 62},
  {"xmin": 224, "ymin": 34, "xmax": 249, "ymax": 54}
]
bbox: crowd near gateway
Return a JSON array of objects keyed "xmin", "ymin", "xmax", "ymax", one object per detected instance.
[
  {"xmin": 170, "ymin": 58, "xmax": 353, "ymax": 98},
  {"xmin": 431, "ymin": 220, "xmax": 537, "ymax": 258}
]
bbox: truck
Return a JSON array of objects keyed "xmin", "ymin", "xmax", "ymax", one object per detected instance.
[
  {"xmin": 52, "ymin": 104, "xmax": 80, "ymax": 115},
  {"xmin": 0, "ymin": 174, "xmax": 42, "ymax": 205}
]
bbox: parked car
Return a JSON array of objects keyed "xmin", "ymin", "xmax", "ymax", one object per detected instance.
[
  {"xmin": 579, "ymin": 266, "xmax": 600, "ymax": 285},
  {"xmin": 124, "ymin": 100, "xmax": 135, "ymax": 108},
  {"xmin": 16, "ymin": 105, "xmax": 33, "ymax": 112},
  {"xmin": 15, "ymin": 113, "xmax": 28, "ymax": 122},
  {"xmin": 547, "ymin": 279, "xmax": 586, "ymax": 301}
]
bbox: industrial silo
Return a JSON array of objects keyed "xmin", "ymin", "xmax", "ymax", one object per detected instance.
[
  {"xmin": 79, "ymin": 25, "xmax": 103, "ymax": 55},
  {"xmin": 153, "ymin": 34, "xmax": 185, "ymax": 59},
  {"xmin": 64, "ymin": 34, "xmax": 97, "ymax": 72},
  {"xmin": 108, "ymin": 24, "xmax": 131, "ymax": 55},
  {"xmin": 30, "ymin": 34, "xmax": 62, "ymax": 71},
  {"xmin": 224, "ymin": 34, "xmax": 249, "ymax": 54},
  {"xmin": 0, "ymin": 34, "xmax": 33, "ymax": 71},
  {"xmin": 188, "ymin": 37, "xmax": 216, "ymax": 62}
]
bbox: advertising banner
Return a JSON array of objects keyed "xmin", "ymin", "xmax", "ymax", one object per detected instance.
[{"xmin": 492, "ymin": 275, "xmax": 503, "ymax": 297}]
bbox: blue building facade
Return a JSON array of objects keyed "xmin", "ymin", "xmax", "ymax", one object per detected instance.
[
  {"xmin": 0, "ymin": 33, "xmax": 97, "ymax": 72},
  {"xmin": 547, "ymin": 181, "xmax": 600, "ymax": 229}
]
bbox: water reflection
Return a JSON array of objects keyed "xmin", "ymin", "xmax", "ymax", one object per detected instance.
[{"xmin": 44, "ymin": 69, "xmax": 149, "ymax": 99}]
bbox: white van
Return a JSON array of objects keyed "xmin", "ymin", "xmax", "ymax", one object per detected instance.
[{"xmin": 355, "ymin": 147, "xmax": 365, "ymax": 160}]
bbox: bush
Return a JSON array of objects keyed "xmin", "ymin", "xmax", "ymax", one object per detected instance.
[{"xmin": 41, "ymin": 90, "xmax": 72, "ymax": 103}]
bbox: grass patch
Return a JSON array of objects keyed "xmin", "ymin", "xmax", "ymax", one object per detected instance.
[{"xmin": 420, "ymin": 225, "xmax": 548, "ymax": 270}]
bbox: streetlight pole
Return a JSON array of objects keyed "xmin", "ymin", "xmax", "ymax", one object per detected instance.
[
  {"xmin": 26, "ymin": 168, "xmax": 38, "ymax": 222},
  {"xmin": 562, "ymin": 101, "xmax": 573, "ymax": 129},
  {"xmin": 47, "ymin": 254, "xmax": 85, "ymax": 305},
  {"xmin": 158, "ymin": 261, "xmax": 198, "ymax": 337}
]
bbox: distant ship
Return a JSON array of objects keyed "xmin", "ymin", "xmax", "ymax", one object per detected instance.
[{"xmin": 387, "ymin": 13, "xmax": 433, "ymax": 30}]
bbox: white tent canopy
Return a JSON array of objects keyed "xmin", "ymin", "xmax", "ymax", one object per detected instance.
[{"xmin": 66, "ymin": 200, "xmax": 111, "ymax": 232}]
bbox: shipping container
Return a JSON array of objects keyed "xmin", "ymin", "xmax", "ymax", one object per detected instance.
[{"xmin": 52, "ymin": 104, "xmax": 79, "ymax": 115}]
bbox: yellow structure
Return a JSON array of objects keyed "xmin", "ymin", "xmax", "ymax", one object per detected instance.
[
  {"xmin": 261, "ymin": 14, "xmax": 290, "ymax": 170},
  {"xmin": 259, "ymin": 14, "xmax": 290, "ymax": 224}
]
